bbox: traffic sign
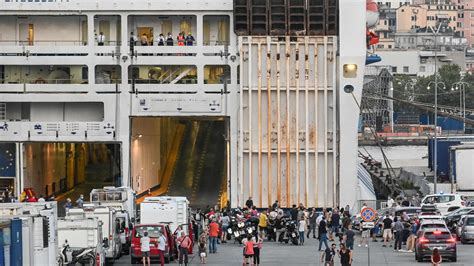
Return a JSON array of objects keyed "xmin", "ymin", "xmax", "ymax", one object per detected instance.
[
  {"xmin": 360, "ymin": 207, "xmax": 376, "ymax": 222},
  {"xmin": 362, "ymin": 222, "xmax": 375, "ymax": 229}
]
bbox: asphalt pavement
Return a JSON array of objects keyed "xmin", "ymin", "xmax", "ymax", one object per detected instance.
[{"xmin": 116, "ymin": 233, "xmax": 474, "ymax": 265}]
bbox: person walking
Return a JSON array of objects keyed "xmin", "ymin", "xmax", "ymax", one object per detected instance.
[
  {"xmin": 344, "ymin": 224, "xmax": 355, "ymax": 250},
  {"xmin": 329, "ymin": 209, "xmax": 340, "ymax": 241},
  {"xmin": 208, "ymin": 219, "xmax": 219, "ymax": 253},
  {"xmin": 76, "ymin": 194, "xmax": 84, "ymax": 208},
  {"xmin": 393, "ymin": 217, "xmax": 404, "ymax": 251},
  {"xmin": 359, "ymin": 222, "xmax": 369, "ymax": 248},
  {"xmin": 63, "ymin": 198, "xmax": 72, "ymax": 213},
  {"xmin": 307, "ymin": 208, "xmax": 317, "ymax": 239},
  {"xmin": 157, "ymin": 231, "xmax": 167, "ymax": 266},
  {"xmin": 140, "ymin": 231, "xmax": 151, "ymax": 266},
  {"xmin": 253, "ymin": 233, "xmax": 263, "ymax": 266},
  {"xmin": 290, "ymin": 205, "xmax": 298, "ymax": 221},
  {"xmin": 431, "ymin": 248, "xmax": 442, "ymax": 266},
  {"xmin": 298, "ymin": 217, "xmax": 306, "ymax": 245},
  {"xmin": 382, "ymin": 214, "xmax": 393, "ymax": 247},
  {"xmin": 406, "ymin": 218, "xmax": 417, "ymax": 253},
  {"xmin": 198, "ymin": 242, "xmax": 207, "ymax": 264},
  {"xmin": 318, "ymin": 216, "xmax": 329, "ymax": 251},
  {"xmin": 243, "ymin": 235, "xmax": 254, "ymax": 266},
  {"xmin": 220, "ymin": 212, "xmax": 230, "ymax": 243},
  {"xmin": 321, "ymin": 243, "xmax": 336, "ymax": 266},
  {"xmin": 338, "ymin": 243, "xmax": 353, "ymax": 266},
  {"xmin": 258, "ymin": 210, "xmax": 268, "ymax": 237},
  {"xmin": 177, "ymin": 232, "xmax": 192, "ymax": 266}
]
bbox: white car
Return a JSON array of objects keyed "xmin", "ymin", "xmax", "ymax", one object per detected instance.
[{"xmin": 421, "ymin": 193, "xmax": 467, "ymax": 215}]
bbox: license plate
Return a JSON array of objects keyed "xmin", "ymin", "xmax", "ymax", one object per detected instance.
[{"xmin": 430, "ymin": 246, "xmax": 445, "ymax": 250}]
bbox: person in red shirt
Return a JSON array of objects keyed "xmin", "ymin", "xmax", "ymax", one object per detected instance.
[
  {"xmin": 243, "ymin": 235, "xmax": 254, "ymax": 265},
  {"xmin": 208, "ymin": 220, "xmax": 219, "ymax": 253},
  {"xmin": 177, "ymin": 232, "xmax": 192, "ymax": 266}
]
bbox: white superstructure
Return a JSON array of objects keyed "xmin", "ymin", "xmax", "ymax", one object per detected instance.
[{"xmin": 0, "ymin": 0, "xmax": 366, "ymax": 209}]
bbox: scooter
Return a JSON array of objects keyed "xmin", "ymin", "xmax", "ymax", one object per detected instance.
[{"xmin": 58, "ymin": 240, "xmax": 96, "ymax": 266}]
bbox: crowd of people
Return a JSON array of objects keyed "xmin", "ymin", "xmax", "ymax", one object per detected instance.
[
  {"xmin": 187, "ymin": 198, "xmax": 358, "ymax": 266},
  {"xmin": 129, "ymin": 31, "xmax": 195, "ymax": 47}
]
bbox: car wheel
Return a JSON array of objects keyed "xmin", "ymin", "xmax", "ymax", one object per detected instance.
[
  {"xmin": 416, "ymin": 253, "xmax": 423, "ymax": 262},
  {"xmin": 130, "ymin": 257, "xmax": 136, "ymax": 264},
  {"xmin": 461, "ymin": 237, "xmax": 467, "ymax": 244},
  {"xmin": 164, "ymin": 254, "xmax": 170, "ymax": 264},
  {"xmin": 452, "ymin": 256, "xmax": 457, "ymax": 262}
]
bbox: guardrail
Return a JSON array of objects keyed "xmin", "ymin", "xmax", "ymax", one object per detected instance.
[
  {"xmin": 0, "ymin": 79, "xmax": 88, "ymax": 84},
  {"xmin": 0, "ymin": 40, "xmax": 87, "ymax": 46}
]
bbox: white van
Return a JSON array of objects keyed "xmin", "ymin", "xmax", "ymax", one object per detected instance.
[
  {"xmin": 421, "ymin": 193, "xmax": 467, "ymax": 215},
  {"xmin": 83, "ymin": 205, "xmax": 122, "ymax": 264}
]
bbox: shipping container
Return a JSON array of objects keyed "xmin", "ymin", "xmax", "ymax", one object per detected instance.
[
  {"xmin": 0, "ymin": 202, "xmax": 58, "ymax": 266},
  {"xmin": 238, "ymin": 36, "xmax": 337, "ymax": 208},
  {"xmin": 450, "ymin": 145, "xmax": 474, "ymax": 192},
  {"xmin": 10, "ymin": 218, "xmax": 22, "ymax": 266}
]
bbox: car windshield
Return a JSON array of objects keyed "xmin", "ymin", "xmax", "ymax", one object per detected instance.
[
  {"xmin": 450, "ymin": 208, "xmax": 472, "ymax": 216},
  {"xmin": 135, "ymin": 226, "xmax": 163, "ymax": 238},
  {"xmin": 466, "ymin": 218, "xmax": 474, "ymax": 226},
  {"xmin": 421, "ymin": 224, "xmax": 445, "ymax": 229},
  {"xmin": 425, "ymin": 231, "xmax": 451, "ymax": 240}
]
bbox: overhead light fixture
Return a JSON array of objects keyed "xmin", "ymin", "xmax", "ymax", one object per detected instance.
[
  {"xmin": 138, "ymin": 134, "xmax": 143, "ymax": 138},
  {"xmin": 343, "ymin": 64, "xmax": 358, "ymax": 78}
]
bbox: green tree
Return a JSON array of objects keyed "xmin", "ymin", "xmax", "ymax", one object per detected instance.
[{"xmin": 391, "ymin": 64, "xmax": 471, "ymax": 113}]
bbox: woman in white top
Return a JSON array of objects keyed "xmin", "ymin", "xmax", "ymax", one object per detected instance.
[{"xmin": 298, "ymin": 217, "xmax": 307, "ymax": 245}]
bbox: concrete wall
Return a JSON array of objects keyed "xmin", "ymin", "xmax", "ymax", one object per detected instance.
[
  {"xmin": 23, "ymin": 143, "xmax": 67, "ymax": 197},
  {"xmin": 375, "ymin": 50, "xmax": 421, "ymax": 75}
]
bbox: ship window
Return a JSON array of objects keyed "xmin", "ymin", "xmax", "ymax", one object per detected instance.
[
  {"xmin": 203, "ymin": 15, "xmax": 230, "ymax": 46},
  {"xmin": 128, "ymin": 65, "xmax": 197, "ymax": 84},
  {"xmin": 204, "ymin": 65, "xmax": 231, "ymax": 84}
]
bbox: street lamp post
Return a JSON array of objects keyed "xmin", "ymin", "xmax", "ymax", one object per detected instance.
[
  {"xmin": 452, "ymin": 81, "xmax": 469, "ymax": 132},
  {"xmin": 427, "ymin": 81, "xmax": 446, "ymax": 194},
  {"xmin": 427, "ymin": 20, "xmax": 447, "ymax": 194}
]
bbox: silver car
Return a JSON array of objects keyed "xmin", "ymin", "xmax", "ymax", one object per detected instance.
[{"xmin": 460, "ymin": 215, "xmax": 474, "ymax": 244}]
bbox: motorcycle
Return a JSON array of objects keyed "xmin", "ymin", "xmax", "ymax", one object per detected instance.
[
  {"xmin": 58, "ymin": 240, "xmax": 96, "ymax": 266},
  {"xmin": 278, "ymin": 218, "xmax": 299, "ymax": 245}
]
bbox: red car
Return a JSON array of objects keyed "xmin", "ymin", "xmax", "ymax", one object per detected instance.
[{"xmin": 130, "ymin": 224, "xmax": 176, "ymax": 264}]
